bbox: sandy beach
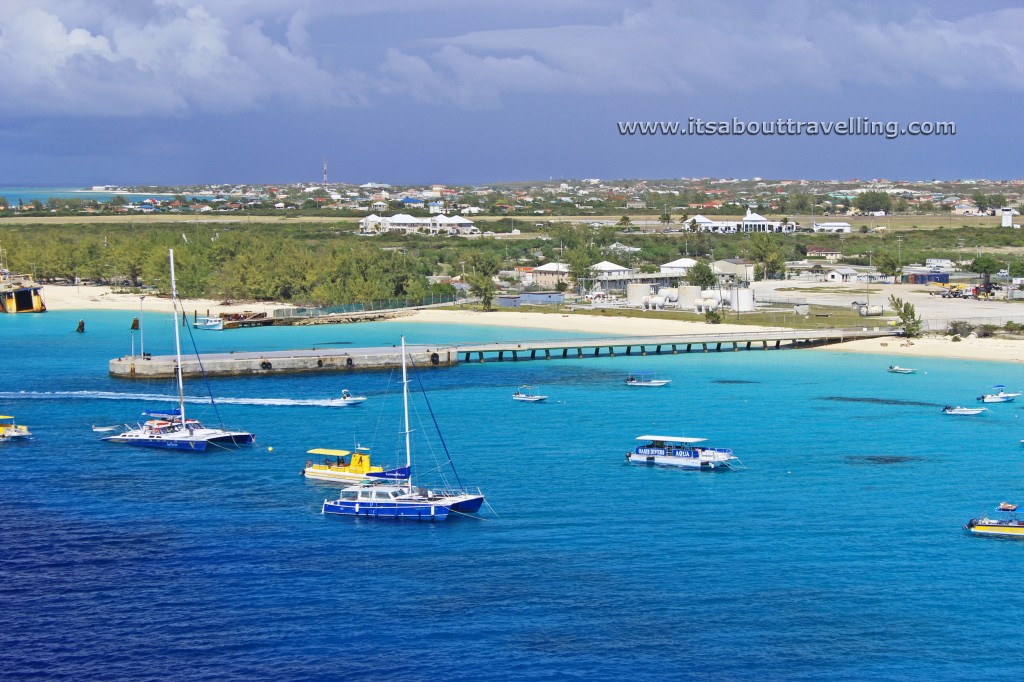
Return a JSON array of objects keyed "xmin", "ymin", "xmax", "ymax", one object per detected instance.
[{"xmin": 41, "ymin": 285, "xmax": 1024, "ymax": 363}]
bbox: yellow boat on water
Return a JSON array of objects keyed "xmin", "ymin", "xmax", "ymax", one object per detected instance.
[
  {"xmin": 302, "ymin": 446, "xmax": 409, "ymax": 484},
  {"xmin": 965, "ymin": 504, "xmax": 1024, "ymax": 538},
  {"xmin": 0, "ymin": 415, "xmax": 32, "ymax": 441}
]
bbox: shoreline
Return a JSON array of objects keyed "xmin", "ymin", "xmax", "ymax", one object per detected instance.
[{"xmin": 38, "ymin": 286, "xmax": 1024, "ymax": 363}]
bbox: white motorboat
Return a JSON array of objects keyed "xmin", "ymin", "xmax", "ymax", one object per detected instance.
[
  {"xmin": 887, "ymin": 365, "xmax": 917, "ymax": 374},
  {"xmin": 977, "ymin": 385, "xmax": 1021, "ymax": 403},
  {"xmin": 512, "ymin": 385, "xmax": 547, "ymax": 402},
  {"xmin": 625, "ymin": 371, "xmax": 671, "ymax": 387},
  {"xmin": 943, "ymin": 405, "xmax": 988, "ymax": 415},
  {"xmin": 331, "ymin": 389, "xmax": 367, "ymax": 407},
  {"xmin": 193, "ymin": 315, "xmax": 223, "ymax": 331}
]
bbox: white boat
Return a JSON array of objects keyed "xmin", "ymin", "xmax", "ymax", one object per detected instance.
[
  {"xmin": 102, "ymin": 250, "xmax": 256, "ymax": 452},
  {"xmin": 977, "ymin": 385, "xmax": 1021, "ymax": 403},
  {"xmin": 887, "ymin": 365, "xmax": 917, "ymax": 374},
  {"xmin": 625, "ymin": 371, "xmax": 671, "ymax": 387},
  {"xmin": 943, "ymin": 405, "xmax": 988, "ymax": 415},
  {"xmin": 321, "ymin": 338, "xmax": 485, "ymax": 521},
  {"xmin": 626, "ymin": 435, "xmax": 739, "ymax": 470},
  {"xmin": 330, "ymin": 389, "xmax": 367, "ymax": 407},
  {"xmin": 512, "ymin": 385, "xmax": 547, "ymax": 402},
  {"xmin": 193, "ymin": 316, "xmax": 223, "ymax": 331}
]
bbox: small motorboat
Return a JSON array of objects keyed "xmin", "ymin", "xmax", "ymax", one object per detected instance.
[
  {"xmin": 625, "ymin": 372, "xmax": 671, "ymax": 387},
  {"xmin": 331, "ymin": 389, "xmax": 367, "ymax": 407},
  {"xmin": 887, "ymin": 365, "xmax": 917, "ymax": 374},
  {"xmin": 193, "ymin": 315, "xmax": 224, "ymax": 331},
  {"xmin": 977, "ymin": 385, "xmax": 1022, "ymax": 403},
  {"xmin": 512, "ymin": 385, "xmax": 548, "ymax": 402},
  {"xmin": 626, "ymin": 435, "xmax": 739, "ymax": 470},
  {"xmin": 966, "ymin": 505, "xmax": 1024, "ymax": 538},
  {"xmin": 0, "ymin": 415, "xmax": 31, "ymax": 441},
  {"xmin": 943, "ymin": 405, "xmax": 988, "ymax": 415}
]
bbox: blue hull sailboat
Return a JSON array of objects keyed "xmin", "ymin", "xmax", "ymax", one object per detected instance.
[
  {"xmin": 322, "ymin": 338, "xmax": 485, "ymax": 521},
  {"xmin": 102, "ymin": 249, "xmax": 255, "ymax": 452}
]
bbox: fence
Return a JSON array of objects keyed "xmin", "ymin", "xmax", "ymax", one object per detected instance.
[
  {"xmin": 273, "ymin": 292, "xmax": 464, "ymax": 320},
  {"xmin": 922, "ymin": 316, "xmax": 1024, "ymax": 333}
]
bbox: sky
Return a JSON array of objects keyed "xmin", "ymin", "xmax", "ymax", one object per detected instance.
[{"xmin": 2, "ymin": 0, "xmax": 1023, "ymax": 186}]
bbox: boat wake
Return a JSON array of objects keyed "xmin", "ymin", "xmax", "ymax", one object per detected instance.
[{"xmin": 0, "ymin": 390, "xmax": 361, "ymax": 408}]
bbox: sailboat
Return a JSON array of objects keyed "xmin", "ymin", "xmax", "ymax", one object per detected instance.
[
  {"xmin": 102, "ymin": 249, "xmax": 256, "ymax": 451},
  {"xmin": 321, "ymin": 338, "xmax": 485, "ymax": 521}
]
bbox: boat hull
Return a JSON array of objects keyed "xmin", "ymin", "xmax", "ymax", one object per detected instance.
[
  {"xmin": 965, "ymin": 519, "xmax": 1024, "ymax": 538},
  {"xmin": 322, "ymin": 499, "xmax": 452, "ymax": 520},
  {"xmin": 102, "ymin": 435, "xmax": 210, "ymax": 451},
  {"xmin": 627, "ymin": 453, "xmax": 733, "ymax": 469}
]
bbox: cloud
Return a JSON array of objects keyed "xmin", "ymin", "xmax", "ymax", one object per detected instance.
[
  {"xmin": 377, "ymin": 2, "xmax": 1024, "ymax": 105},
  {"xmin": 0, "ymin": 0, "xmax": 358, "ymax": 116}
]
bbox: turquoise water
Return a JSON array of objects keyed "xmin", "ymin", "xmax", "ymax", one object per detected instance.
[
  {"xmin": 0, "ymin": 187, "xmax": 213, "ymax": 204},
  {"xmin": 2, "ymin": 311, "xmax": 1023, "ymax": 680}
]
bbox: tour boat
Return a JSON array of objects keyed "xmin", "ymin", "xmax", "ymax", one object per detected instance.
[
  {"xmin": 887, "ymin": 365, "xmax": 916, "ymax": 374},
  {"xmin": 943, "ymin": 405, "xmax": 987, "ymax": 415},
  {"xmin": 303, "ymin": 445, "xmax": 409, "ymax": 484},
  {"xmin": 626, "ymin": 435, "xmax": 739, "ymax": 470},
  {"xmin": 322, "ymin": 338, "xmax": 485, "ymax": 521},
  {"xmin": 102, "ymin": 250, "xmax": 255, "ymax": 452},
  {"xmin": 0, "ymin": 415, "xmax": 31, "ymax": 441},
  {"xmin": 965, "ymin": 505, "xmax": 1024, "ymax": 538},
  {"xmin": 977, "ymin": 385, "xmax": 1021, "ymax": 403},
  {"xmin": 512, "ymin": 385, "xmax": 548, "ymax": 402},
  {"xmin": 625, "ymin": 372, "xmax": 672, "ymax": 387}
]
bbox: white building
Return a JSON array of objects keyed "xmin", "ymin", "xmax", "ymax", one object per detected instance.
[
  {"xmin": 660, "ymin": 257, "xmax": 698, "ymax": 276},
  {"xmin": 685, "ymin": 210, "xmax": 796, "ymax": 234},
  {"xmin": 532, "ymin": 262, "xmax": 570, "ymax": 288},
  {"xmin": 812, "ymin": 221, "xmax": 852, "ymax": 234},
  {"xmin": 358, "ymin": 213, "xmax": 478, "ymax": 236}
]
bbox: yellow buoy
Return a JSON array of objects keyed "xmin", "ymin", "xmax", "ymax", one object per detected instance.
[{"xmin": 268, "ymin": 446, "xmax": 274, "ymax": 452}]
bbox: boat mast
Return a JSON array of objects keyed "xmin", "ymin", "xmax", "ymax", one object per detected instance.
[
  {"xmin": 401, "ymin": 336, "xmax": 413, "ymax": 488},
  {"xmin": 168, "ymin": 249, "xmax": 187, "ymax": 426}
]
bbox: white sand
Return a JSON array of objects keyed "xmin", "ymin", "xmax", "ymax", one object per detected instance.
[{"xmin": 43, "ymin": 286, "xmax": 1024, "ymax": 363}]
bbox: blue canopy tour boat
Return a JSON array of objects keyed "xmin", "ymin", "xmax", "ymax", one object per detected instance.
[
  {"xmin": 626, "ymin": 435, "xmax": 740, "ymax": 470},
  {"xmin": 321, "ymin": 338, "xmax": 485, "ymax": 521},
  {"xmin": 965, "ymin": 503, "xmax": 1024, "ymax": 539},
  {"xmin": 102, "ymin": 250, "xmax": 255, "ymax": 452}
]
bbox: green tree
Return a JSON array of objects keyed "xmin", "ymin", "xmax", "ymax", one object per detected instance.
[
  {"xmin": 1009, "ymin": 259, "xmax": 1024, "ymax": 278},
  {"xmin": 747, "ymin": 233, "xmax": 786, "ymax": 281},
  {"xmin": 468, "ymin": 272, "xmax": 497, "ymax": 310},
  {"xmin": 970, "ymin": 254, "xmax": 1004, "ymax": 291},
  {"xmin": 686, "ymin": 260, "xmax": 717, "ymax": 289},
  {"xmin": 617, "ymin": 215, "xmax": 632, "ymax": 227},
  {"xmin": 875, "ymin": 250, "xmax": 902, "ymax": 282},
  {"xmin": 889, "ymin": 295, "xmax": 922, "ymax": 338},
  {"xmin": 566, "ymin": 243, "xmax": 601, "ymax": 293},
  {"xmin": 853, "ymin": 191, "xmax": 893, "ymax": 214}
]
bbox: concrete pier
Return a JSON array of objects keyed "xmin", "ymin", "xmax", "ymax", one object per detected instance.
[{"xmin": 109, "ymin": 327, "xmax": 900, "ymax": 379}]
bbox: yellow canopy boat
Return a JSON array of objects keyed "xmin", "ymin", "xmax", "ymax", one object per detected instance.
[
  {"xmin": 302, "ymin": 446, "xmax": 408, "ymax": 484},
  {"xmin": 0, "ymin": 415, "xmax": 32, "ymax": 441}
]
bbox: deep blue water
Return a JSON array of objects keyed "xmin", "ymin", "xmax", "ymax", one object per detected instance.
[{"xmin": 3, "ymin": 311, "xmax": 1024, "ymax": 680}]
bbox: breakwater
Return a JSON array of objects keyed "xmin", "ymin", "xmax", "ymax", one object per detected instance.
[{"xmin": 109, "ymin": 327, "xmax": 899, "ymax": 378}]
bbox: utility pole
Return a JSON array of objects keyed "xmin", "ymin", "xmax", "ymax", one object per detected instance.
[{"xmin": 895, "ymin": 235, "xmax": 903, "ymax": 268}]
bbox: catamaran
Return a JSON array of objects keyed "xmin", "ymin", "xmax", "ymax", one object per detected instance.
[
  {"xmin": 102, "ymin": 250, "xmax": 255, "ymax": 452},
  {"xmin": 322, "ymin": 338, "xmax": 485, "ymax": 521},
  {"xmin": 626, "ymin": 435, "xmax": 739, "ymax": 470}
]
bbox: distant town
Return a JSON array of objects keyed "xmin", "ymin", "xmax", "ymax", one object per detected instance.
[{"xmin": 2, "ymin": 177, "xmax": 1020, "ymax": 235}]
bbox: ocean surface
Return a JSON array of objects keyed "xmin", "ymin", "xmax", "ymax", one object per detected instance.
[
  {"xmin": 0, "ymin": 187, "xmax": 214, "ymax": 204},
  {"xmin": 2, "ymin": 311, "xmax": 1023, "ymax": 680}
]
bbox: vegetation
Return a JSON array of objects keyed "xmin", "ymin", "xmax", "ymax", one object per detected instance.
[
  {"xmin": 686, "ymin": 261, "xmax": 717, "ymax": 289},
  {"xmin": 888, "ymin": 295, "xmax": 922, "ymax": 338},
  {"xmin": 946, "ymin": 320, "xmax": 974, "ymax": 337}
]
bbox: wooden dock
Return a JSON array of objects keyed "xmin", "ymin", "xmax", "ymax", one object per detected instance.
[{"xmin": 108, "ymin": 327, "xmax": 900, "ymax": 379}]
